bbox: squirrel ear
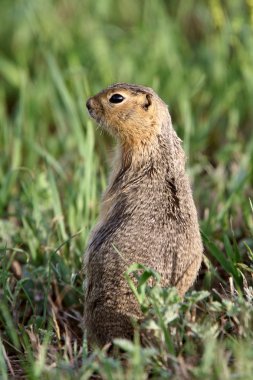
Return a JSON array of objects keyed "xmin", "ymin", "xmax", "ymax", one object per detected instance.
[{"xmin": 143, "ymin": 93, "xmax": 152, "ymax": 110}]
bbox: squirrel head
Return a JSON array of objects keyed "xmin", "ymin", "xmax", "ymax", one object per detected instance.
[{"xmin": 86, "ymin": 83, "xmax": 170, "ymax": 147}]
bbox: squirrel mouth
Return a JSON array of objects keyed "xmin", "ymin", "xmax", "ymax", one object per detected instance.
[
  {"xmin": 87, "ymin": 109, "xmax": 104, "ymax": 128},
  {"xmin": 86, "ymin": 104, "xmax": 97, "ymax": 120},
  {"xmin": 86, "ymin": 100, "xmax": 101, "ymax": 121},
  {"xmin": 86, "ymin": 106, "xmax": 105, "ymax": 128},
  {"xmin": 87, "ymin": 108, "xmax": 95, "ymax": 118}
]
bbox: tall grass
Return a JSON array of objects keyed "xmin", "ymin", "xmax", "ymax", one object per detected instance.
[{"xmin": 0, "ymin": 0, "xmax": 253, "ymax": 378}]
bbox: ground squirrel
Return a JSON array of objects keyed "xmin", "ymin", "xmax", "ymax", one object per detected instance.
[{"xmin": 84, "ymin": 83, "xmax": 203, "ymax": 349}]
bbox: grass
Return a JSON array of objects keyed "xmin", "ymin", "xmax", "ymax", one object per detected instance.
[{"xmin": 0, "ymin": 0, "xmax": 253, "ymax": 378}]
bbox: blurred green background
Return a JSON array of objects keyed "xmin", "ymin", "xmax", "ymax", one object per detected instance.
[{"xmin": 0, "ymin": 0, "xmax": 253, "ymax": 378}]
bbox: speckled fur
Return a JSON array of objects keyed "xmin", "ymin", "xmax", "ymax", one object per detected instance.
[{"xmin": 84, "ymin": 83, "xmax": 203, "ymax": 349}]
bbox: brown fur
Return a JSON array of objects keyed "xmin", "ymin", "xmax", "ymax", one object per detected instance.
[{"xmin": 84, "ymin": 83, "xmax": 203, "ymax": 349}]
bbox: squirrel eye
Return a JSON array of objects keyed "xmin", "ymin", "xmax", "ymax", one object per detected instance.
[{"xmin": 109, "ymin": 94, "xmax": 125, "ymax": 104}]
